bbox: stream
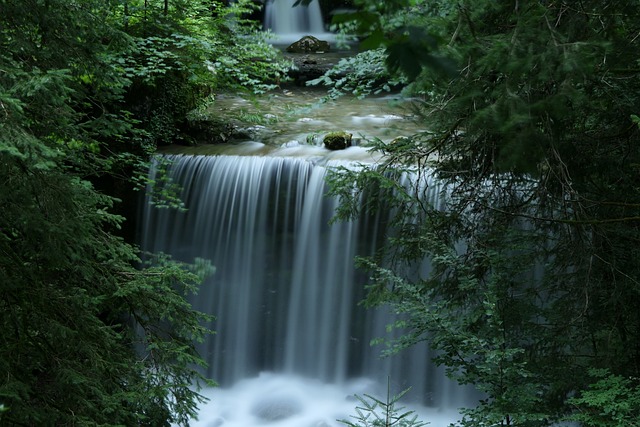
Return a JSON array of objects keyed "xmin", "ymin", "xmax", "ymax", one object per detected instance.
[
  {"xmin": 151, "ymin": 11, "xmax": 473, "ymax": 424},
  {"xmin": 153, "ymin": 86, "xmax": 475, "ymax": 427},
  {"xmin": 160, "ymin": 85, "xmax": 427, "ymax": 164}
]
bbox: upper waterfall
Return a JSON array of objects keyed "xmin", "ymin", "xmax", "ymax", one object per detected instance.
[{"xmin": 264, "ymin": 0, "xmax": 329, "ymax": 43}]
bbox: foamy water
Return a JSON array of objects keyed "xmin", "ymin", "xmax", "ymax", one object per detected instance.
[{"xmin": 184, "ymin": 373, "xmax": 463, "ymax": 427}]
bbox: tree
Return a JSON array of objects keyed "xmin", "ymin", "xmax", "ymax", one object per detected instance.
[
  {"xmin": 324, "ymin": 0, "xmax": 640, "ymax": 425},
  {"xmin": 340, "ymin": 385, "xmax": 428, "ymax": 427},
  {"xmin": 116, "ymin": 0, "xmax": 291, "ymax": 147},
  {"xmin": 0, "ymin": 142, "xmax": 214, "ymax": 424},
  {"xmin": 0, "ymin": 0, "xmax": 282, "ymax": 424}
]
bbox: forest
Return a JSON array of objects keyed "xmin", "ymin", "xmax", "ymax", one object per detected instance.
[{"xmin": 1, "ymin": 0, "xmax": 639, "ymax": 426}]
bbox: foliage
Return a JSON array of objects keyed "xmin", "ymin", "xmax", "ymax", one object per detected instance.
[
  {"xmin": 308, "ymin": 48, "xmax": 408, "ymax": 99},
  {"xmin": 0, "ymin": 130, "xmax": 214, "ymax": 425},
  {"xmin": 567, "ymin": 369, "xmax": 640, "ymax": 427},
  {"xmin": 0, "ymin": 0, "xmax": 285, "ymax": 424},
  {"xmin": 340, "ymin": 386, "xmax": 428, "ymax": 427},
  {"xmin": 115, "ymin": 0, "xmax": 291, "ymax": 146},
  {"xmin": 312, "ymin": 0, "xmax": 456, "ymax": 98},
  {"xmin": 326, "ymin": 0, "xmax": 640, "ymax": 425}
]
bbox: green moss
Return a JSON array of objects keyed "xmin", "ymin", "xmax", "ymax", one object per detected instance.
[{"xmin": 323, "ymin": 131, "xmax": 352, "ymax": 150}]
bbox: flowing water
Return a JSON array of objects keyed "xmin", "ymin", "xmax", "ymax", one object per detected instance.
[
  {"xmin": 141, "ymin": 151, "xmax": 478, "ymax": 426},
  {"xmin": 162, "ymin": 87, "xmax": 427, "ymax": 159},
  {"xmin": 264, "ymin": 0, "xmax": 329, "ymax": 44},
  {"xmin": 139, "ymin": 4, "xmax": 479, "ymax": 426}
]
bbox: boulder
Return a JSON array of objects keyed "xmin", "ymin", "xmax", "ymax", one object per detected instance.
[
  {"xmin": 323, "ymin": 131, "xmax": 353, "ymax": 150},
  {"xmin": 286, "ymin": 35, "xmax": 330, "ymax": 53},
  {"xmin": 183, "ymin": 117, "xmax": 235, "ymax": 145}
]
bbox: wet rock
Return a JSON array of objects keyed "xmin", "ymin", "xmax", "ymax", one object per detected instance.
[
  {"xmin": 284, "ymin": 49, "xmax": 346, "ymax": 85},
  {"xmin": 231, "ymin": 124, "xmax": 277, "ymax": 142},
  {"xmin": 184, "ymin": 117, "xmax": 236, "ymax": 144},
  {"xmin": 283, "ymin": 140, "xmax": 301, "ymax": 147},
  {"xmin": 323, "ymin": 131, "xmax": 353, "ymax": 150},
  {"xmin": 183, "ymin": 116, "xmax": 281, "ymax": 145},
  {"xmin": 250, "ymin": 395, "xmax": 303, "ymax": 421},
  {"xmin": 286, "ymin": 35, "xmax": 330, "ymax": 53}
]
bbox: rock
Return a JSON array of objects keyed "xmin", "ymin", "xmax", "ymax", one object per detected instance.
[
  {"xmin": 323, "ymin": 131, "xmax": 353, "ymax": 150},
  {"xmin": 286, "ymin": 35, "xmax": 330, "ymax": 53},
  {"xmin": 250, "ymin": 395, "xmax": 303, "ymax": 421},
  {"xmin": 284, "ymin": 48, "xmax": 344, "ymax": 85},
  {"xmin": 283, "ymin": 140, "xmax": 301, "ymax": 147},
  {"xmin": 183, "ymin": 117, "xmax": 235, "ymax": 144},
  {"xmin": 231, "ymin": 124, "xmax": 275, "ymax": 142}
]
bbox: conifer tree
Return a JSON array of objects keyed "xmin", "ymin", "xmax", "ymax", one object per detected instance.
[
  {"xmin": 325, "ymin": 1, "xmax": 640, "ymax": 425},
  {"xmin": 0, "ymin": 0, "xmax": 285, "ymax": 424}
]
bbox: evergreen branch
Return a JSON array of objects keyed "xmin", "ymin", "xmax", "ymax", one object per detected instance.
[{"xmin": 482, "ymin": 202, "xmax": 640, "ymax": 225}]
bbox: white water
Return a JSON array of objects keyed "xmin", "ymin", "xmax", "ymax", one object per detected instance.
[
  {"xmin": 187, "ymin": 373, "xmax": 464, "ymax": 427},
  {"xmin": 141, "ymin": 154, "xmax": 478, "ymax": 426},
  {"xmin": 264, "ymin": 0, "xmax": 332, "ymax": 44}
]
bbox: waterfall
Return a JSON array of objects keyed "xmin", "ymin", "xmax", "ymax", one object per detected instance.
[
  {"xmin": 264, "ymin": 0, "xmax": 325, "ymax": 38},
  {"xmin": 141, "ymin": 154, "xmax": 476, "ymax": 426}
]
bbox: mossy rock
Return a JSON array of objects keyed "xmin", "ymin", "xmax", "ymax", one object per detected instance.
[
  {"xmin": 323, "ymin": 131, "xmax": 352, "ymax": 150},
  {"xmin": 286, "ymin": 35, "xmax": 330, "ymax": 53}
]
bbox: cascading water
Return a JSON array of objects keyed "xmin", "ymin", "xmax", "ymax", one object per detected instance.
[
  {"xmin": 140, "ymin": 151, "xmax": 478, "ymax": 426},
  {"xmin": 264, "ymin": 0, "xmax": 327, "ymax": 42}
]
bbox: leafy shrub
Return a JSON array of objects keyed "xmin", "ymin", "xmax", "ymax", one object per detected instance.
[{"xmin": 567, "ymin": 369, "xmax": 640, "ymax": 427}]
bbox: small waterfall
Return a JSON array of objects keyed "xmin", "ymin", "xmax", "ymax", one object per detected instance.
[
  {"xmin": 141, "ymin": 154, "xmax": 476, "ymax": 426},
  {"xmin": 264, "ymin": 0, "xmax": 325, "ymax": 38}
]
